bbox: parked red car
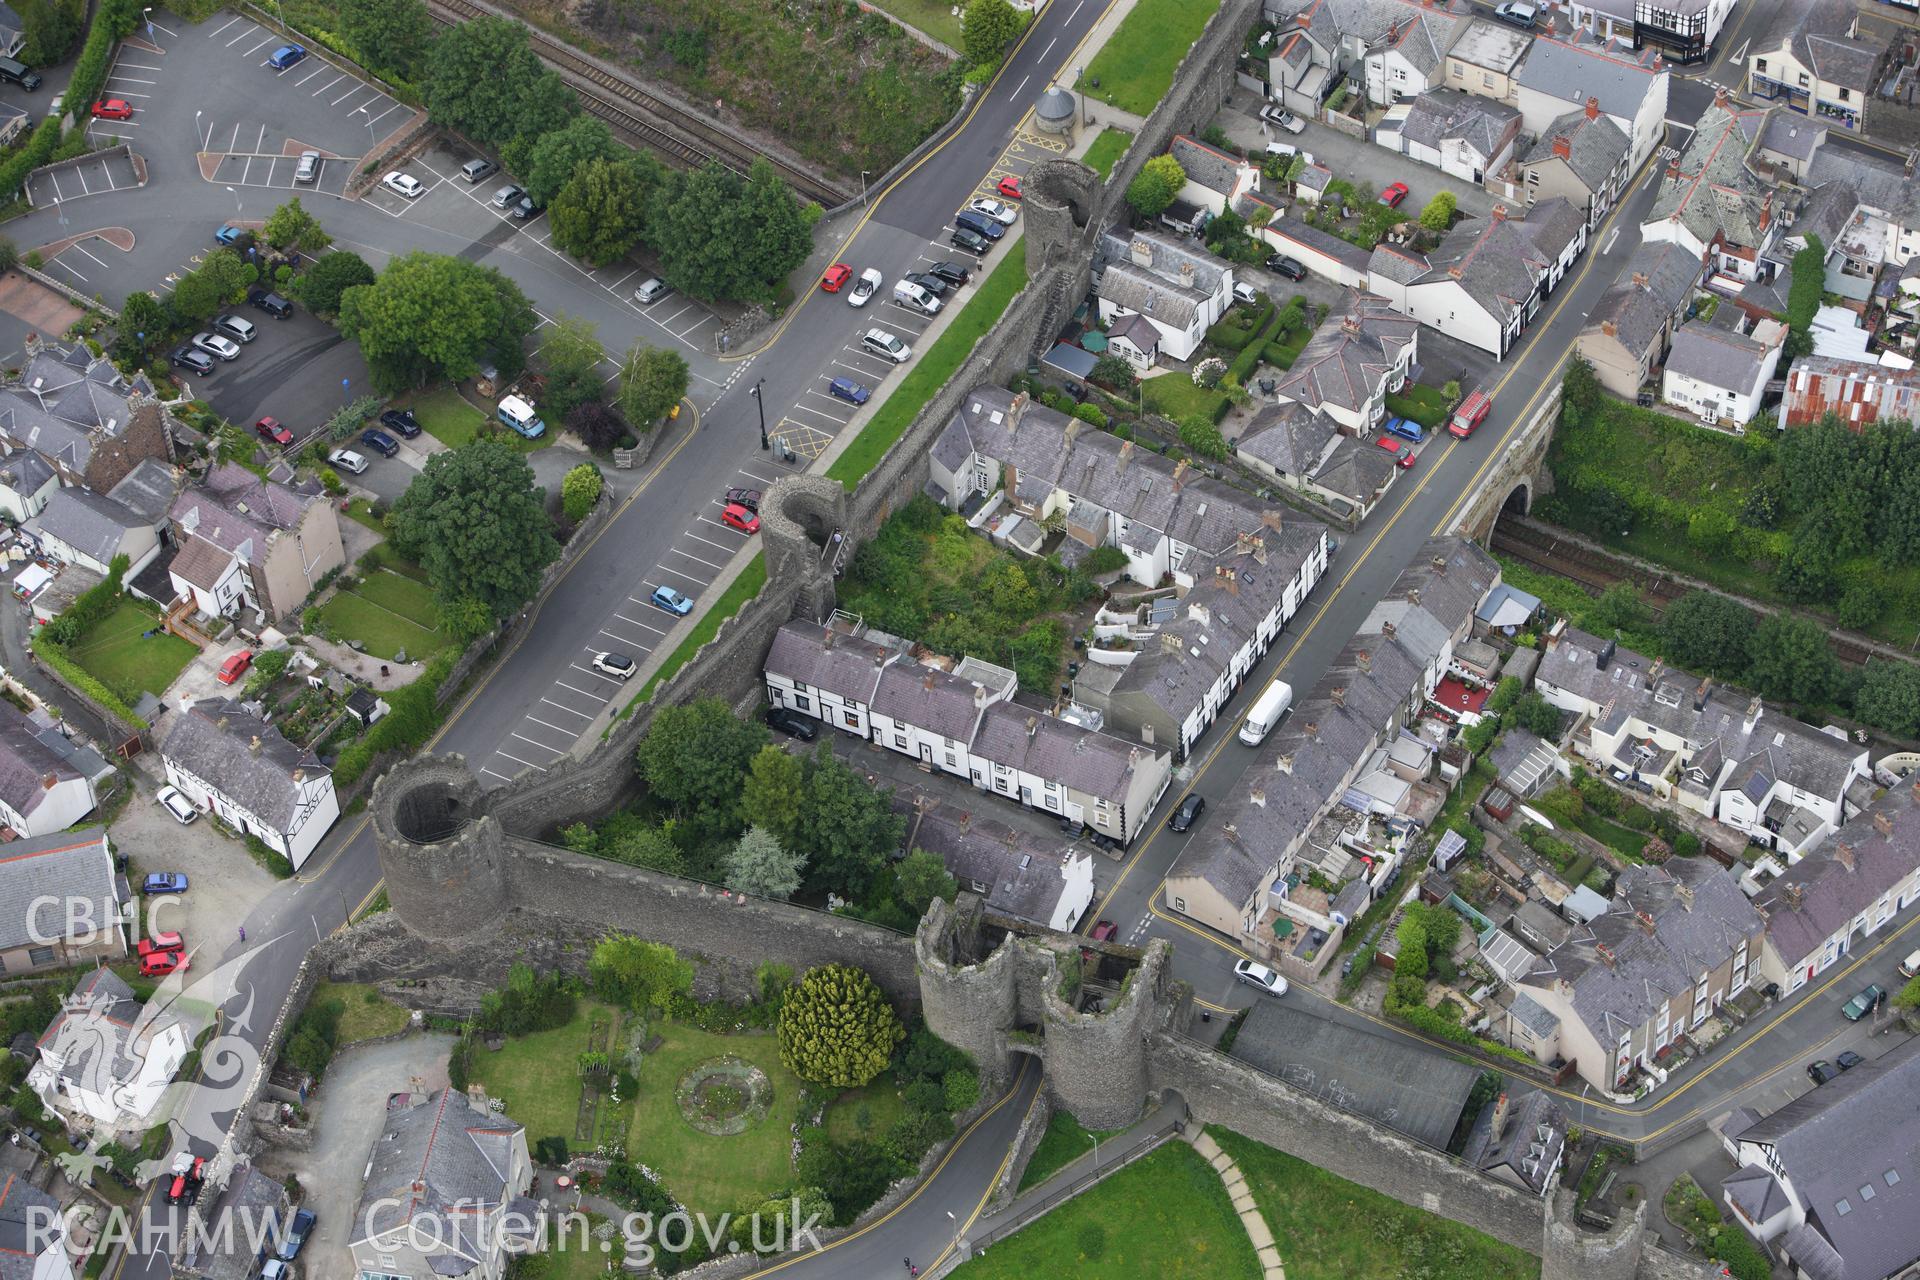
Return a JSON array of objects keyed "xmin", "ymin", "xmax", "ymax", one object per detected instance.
[
  {"xmin": 142, "ymin": 951, "xmax": 188, "ymax": 977},
  {"xmin": 92, "ymin": 98, "xmax": 134, "ymax": 121},
  {"xmin": 1379, "ymin": 182, "xmax": 1410, "ymax": 208},
  {"xmin": 1375, "ymin": 436, "xmax": 1416, "ymax": 469},
  {"xmin": 721, "ymin": 503, "xmax": 760, "ymax": 534},
  {"xmin": 137, "ymin": 932, "xmax": 183, "ymax": 958},
  {"xmin": 996, "ymin": 174, "xmax": 1023, "ymax": 200},
  {"xmin": 216, "ymin": 649, "xmax": 254, "ymax": 685},
  {"xmin": 254, "ymin": 416, "xmax": 293, "ymax": 446},
  {"xmin": 820, "ymin": 263, "xmax": 852, "ymax": 293}
]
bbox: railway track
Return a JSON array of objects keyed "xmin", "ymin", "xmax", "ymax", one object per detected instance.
[
  {"xmin": 428, "ymin": 0, "xmax": 848, "ymax": 208},
  {"xmin": 1490, "ymin": 517, "xmax": 1880, "ymax": 668}
]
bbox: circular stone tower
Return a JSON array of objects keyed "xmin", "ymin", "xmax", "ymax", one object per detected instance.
[{"xmin": 370, "ymin": 754, "xmax": 509, "ymax": 941}]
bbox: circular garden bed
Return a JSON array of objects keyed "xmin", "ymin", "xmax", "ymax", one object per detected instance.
[{"xmin": 675, "ymin": 1056, "xmax": 772, "ymax": 1136}]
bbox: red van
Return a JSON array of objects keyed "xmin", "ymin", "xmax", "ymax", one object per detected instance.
[{"xmin": 1448, "ymin": 389, "xmax": 1491, "ymax": 438}]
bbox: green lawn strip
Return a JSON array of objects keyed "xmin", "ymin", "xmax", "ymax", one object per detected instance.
[
  {"xmin": 1535, "ymin": 790, "xmax": 1648, "ymax": 862},
  {"xmin": 953, "ymin": 1140, "xmax": 1258, "ymax": 1279},
  {"xmin": 400, "ymin": 386, "xmax": 540, "ymax": 454},
  {"xmin": 1084, "ymin": 0, "xmax": 1222, "ymax": 116},
  {"xmin": 1211, "ymin": 1127, "xmax": 1538, "ymax": 1280},
  {"xmin": 622, "ymin": 555, "xmax": 770, "ymax": 718},
  {"xmin": 824, "ymin": 1082, "xmax": 908, "ymax": 1146},
  {"xmin": 864, "ymin": 0, "xmax": 964, "ymax": 46},
  {"xmin": 352, "ymin": 568, "xmax": 442, "ymax": 628},
  {"xmin": 1017, "ymin": 1110, "xmax": 1124, "ymax": 1192},
  {"xmin": 1387, "ymin": 384, "xmax": 1452, "ymax": 430},
  {"xmin": 826, "ymin": 242, "xmax": 1029, "ymax": 487},
  {"xmin": 69, "ymin": 600, "xmax": 197, "ymax": 698},
  {"xmin": 311, "ymin": 981, "xmax": 412, "ymax": 1045},
  {"xmin": 315, "ymin": 591, "xmax": 442, "ymax": 660},
  {"xmin": 1082, "ymin": 128, "xmax": 1133, "ymax": 180},
  {"xmin": 1141, "ymin": 372, "xmax": 1229, "ymax": 422},
  {"xmin": 545, "ymin": 1212, "xmax": 626, "ymax": 1278},
  {"xmin": 343, "ymin": 498, "xmax": 385, "ymax": 534}
]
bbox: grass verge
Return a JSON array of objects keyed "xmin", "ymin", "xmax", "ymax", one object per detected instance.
[
  {"xmin": 825, "ymin": 240, "xmax": 1029, "ymax": 487},
  {"xmin": 620, "ymin": 555, "xmax": 770, "ymax": 719},
  {"xmin": 315, "ymin": 569, "xmax": 449, "ymax": 660},
  {"xmin": 1083, "ymin": 128, "xmax": 1133, "ymax": 180},
  {"xmin": 312, "ymin": 981, "xmax": 412, "ymax": 1045},
  {"xmin": 1018, "ymin": 1110, "xmax": 1123, "ymax": 1192},
  {"xmin": 401, "ymin": 386, "xmax": 540, "ymax": 453},
  {"xmin": 864, "ymin": 0, "xmax": 964, "ymax": 46},
  {"xmin": 1084, "ymin": 0, "xmax": 1222, "ymax": 116},
  {"xmin": 1213, "ymin": 1126, "xmax": 1538, "ymax": 1279},
  {"xmin": 69, "ymin": 599, "xmax": 197, "ymax": 698}
]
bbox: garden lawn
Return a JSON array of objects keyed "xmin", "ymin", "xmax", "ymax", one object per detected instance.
[
  {"xmin": 1017, "ymin": 1110, "xmax": 1121, "ymax": 1192},
  {"xmin": 399, "ymin": 387, "xmax": 540, "ymax": 454},
  {"xmin": 1082, "ymin": 128, "xmax": 1133, "ymax": 180},
  {"xmin": 314, "ymin": 569, "xmax": 451, "ymax": 661},
  {"xmin": 311, "ymin": 982, "xmax": 412, "ymax": 1045},
  {"xmin": 952, "ymin": 1140, "xmax": 1257, "ymax": 1279},
  {"xmin": 1387, "ymin": 383, "xmax": 1452, "ymax": 431},
  {"xmin": 865, "ymin": 0, "xmax": 963, "ymax": 48},
  {"xmin": 823, "ymin": 1082, "xmax": 907, "ymax": 1145},
  {"xmin": 1141, "ymin": 371, "xmax": 1229, "ymax": 422},
  {"xmin": 68, "ymin": 599, "xmax": 197, "ymax": 698},
  {"xmin": 352, "ymin": 566, "xmax": 440, "ymax": 627},
  {"xmin": 464, "ymin": 1003, "xmax": 809, "ymax": 1218},
  {"xmin": 826, "ymin": 241, "xmax": 1028, "ymax": 486},
  {"xmin": 1214, "ymin": 1127, "xmax": 1537, "ymax": 1280},
  {"xmin": 1084, "ymin": 0, "xmax": 1221, "ymax": 116},
  {"xmin": 342, "ymin": 498, "xmax": 385, "ymax": 535}
]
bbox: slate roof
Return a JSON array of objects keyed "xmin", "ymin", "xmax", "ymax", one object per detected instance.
[
  {"xmin": 1515, "ymin": 30, "xmax": 1664, "ymax": 124},
  {"xmin": 170, "ymin": 463, "xmax": 319, "ymax": 567},
  {"xmin": 353, "ymin": 1088, "xmax": 523, "ymax": 1269},
  {"xmin": 107, "ymin": 458, "xmax": 180, "ymax": 525},
  {"xmin": 0, "ymin": 451, "xmax": 52, "ymax": 497},
  {"xmin": 1462, "ymin": 1090, "xmax": 1568, "ymax": 1194},
  {"xmin": 24, "ymin": 487, "xmax": 147, "ymax": 566},
  {"xmin": 169, "ymin": 536, "xmax": 236, "ymax": 592},
  {"xmin": 1231, "ymin": 998, "xmax": 1479, "ymax": 1148},
  {"xmin": 1409, "ymin": 200, "xmax": 1585, "ymax": 327},
  {"xmin": 871, "ymin": 661, "xmax": 990, "ymax": 745},
  {"xmin": 1400, "ymin": 87, "xmax": 1520, "ymax": 162},
  {"xmin": 0, "ymin": 827, "xmax": 115, "ymax": 952},
  {"xmin": 1107, "ymin": 311, "xmax": 1161, "ymax": 356},
  {"xmin": 0, "ymin": 340, "xmax": 152, "ymax": 477},
  {"xmin": 0, "ymin": 700, "xmax": 84, "ymax": 826},
  {"xmin": 1759, "ymin": 113, "xmax": 1827, "ymax": 164},
  {"xmin": 1522, "ymin": 858, "xmax": 1762, "ymax": 1046},
  {"xmin": 1096, "ymin": 228, "xmax": 1230, "ymax": 299},
  {"xmin": 1757, "ymin": 783, "xmax": 1920, "ymax": 967},
  {"xmin": 1298, "ymin": 163, "xmax": 1333, "ymax": 195},
  {"xmin": 765, "ymin": 622, "xmax": 896, "ymax": 707},
  {"xmin": 1169, "ymin": 134, "xmax": 1248, "ymax": 196},
  {"xmin": 1647, "ymin": 102, "xmax": 1776, "ymax": 250},
  {"xmin": 1722, "ymin": 1164, "xmax": 1792, "ymax": 1225},
  {"xmin": 1168, "ymin": 538, "xmax": 1496, "ymax": 907},
  {"xmin": 1273, "ymin": 294, "xmax": 1418, "ymax": 417},
  {"xmin": 973, "ymin": 702, "xmax": 1149, "ymax": 805},
  {"xmin": 35, "ymin": 966, "xmax": 161, "ymax": 1091},
  {"xmin": 1764, "ymin": 0, "xmax": 1885, "ymax": 93},
  {"xmin": 1097, "ymin": 262, "xmax": 1209, "ymax": 332},
  {"xmin": 1507, "ymin": 989, "xmax": 1559, "ymax": 1038},
  {"xmin": 1523, "ymin": 106, "xmax": 1630, "ymax": 194},
  {"xmin": 1388, "ymin": 10, "xmax": 1465, "ymax": 77},
  {"xmin": 901, "ymin": 795, "xmax": 1083, "ymax": 927},
  {"xmin": 0, "ymin": 1171, "xmax": 62, "ymax": 1280},
  {"xmin": 187, "ymin": 1165, "xmax": 291, "ymax": 1280},
  {"xmin": 158, "ymin": 699, "xmax": 325, "ymax": 833},
  {"xmin": 1665, "ymin": 320, "xmax": 1773, "ymax": 393},
  {"xmin": 1728, "ymin": 1036, "xmax": 1920, "ymax": 1280},
  {"xmin": 1264, "ymin": 219, "xmax": 1372, "ymax": 272},
  {"xmin": 1307, "ymin": 438, "xmax": 1398, "ymax": 505},
  {"xmin": 1584, "ymin": 239, "xmax": 1703, "ymax": 357}
]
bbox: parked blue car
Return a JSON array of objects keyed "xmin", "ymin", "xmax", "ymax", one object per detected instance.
[
  {"xmin": 141, "ymin": 873, "xmax": 189, "ymax": 895},
  {"xmin": 1383, "ymin": 416, "xmax": 1425, "ymax": 444},
  {"xmin": 827, "ymin": 376, "xmax": 871, "ymax": 406},
  {"xmin": 358, "ymin": 428, "xmax": 399, "ymax": 458},
  {"xmin": 277, "ymin": 1208, "xmax": 315, "ymax": 1261},
  {"xmin": 214, "ymin": 224, "xmax": 244, "ymax": 246},
  {"xmin": 650, "ymin": 585, "xmax": 693, "ymax": 616},
  {"xmin": 268, "ymin": 44, "xmax": 306, "ymax": 70}
]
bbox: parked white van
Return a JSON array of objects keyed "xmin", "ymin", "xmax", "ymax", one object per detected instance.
[
  {"xmin": 1238, "ymin": 681, "xmax": 1294, "ymax": 746},
  {"xmin": 893, "ymin": 279, "xmax": 941, "ymax": 316}
]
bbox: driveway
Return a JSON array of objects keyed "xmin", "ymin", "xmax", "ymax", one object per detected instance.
[
  {"xmin": 260, "ymin": 1032, "xmax": 454, "ymax": 1280},
  {"xmin": 114, "ymin": 773, "xmax": 282, "ymax": 952}
]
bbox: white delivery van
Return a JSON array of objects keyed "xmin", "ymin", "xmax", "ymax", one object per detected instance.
[{"xmin": 1239, "ymin": 680, "xmax": 1294, "ymax": 746}]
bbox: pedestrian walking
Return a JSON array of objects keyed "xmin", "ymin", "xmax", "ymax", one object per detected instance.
[{"xmin": 237, "ymin": 924, "xmax": 246, "ymax": 943}]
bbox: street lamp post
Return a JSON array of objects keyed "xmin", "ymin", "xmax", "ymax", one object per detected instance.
[
  {"xmin": 224, "ymin": 184, "xmax": 241, "ymax": 215},
  {"xmin": 861, "ymin": 170, "xmax": 870, "ymax": 208},
  {"xmin": 194, "ymin": 108, "xmax": 202, "ymax": 152},
  {"xmin": 1076, "ymin": 66, "xmax": 1088, "ymax": 125},
  {"xmin": 750, "ymin": 379, "xmax": 769, "ymax": 450},
  {"xmin": 946, "ymin": 1210, "xmax": 962, "ymax": 1259}
]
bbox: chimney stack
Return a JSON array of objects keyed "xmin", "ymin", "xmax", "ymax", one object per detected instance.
[
  {"xmin": 1784, "ymin": 883, "xmax": 1806, "ymax": 912},
  {"xmin": 1714, "ymin": 86, "xmax": 1729, "ymax": 111},
  {"xmin": 1406, "ymin": 587, "xmax": 1421, "ymax": 607},
  {"xmin": 1172, "ymin": 458, "xmax": 1190, "ymax": 490},
  {"xmin": 249, "ymin": 735, "xmax": 262, "ymax": 753},
  {"xmin": 1008, "ymin": 391, "xmax": 1030, "ymax": 433},
  {"xmin": 1631, "ymin": 271, "xmax": 1648, "ymax": 288},
  {"xmin": 1585, "ymin": 95, "xmax": 1600, "ymax": 121},
  {"xmin": 1674, "ymin": 882, "xmax": 1694, "ymax": 911},
  {"xmin": 1596, "ymin": 943, "xmax": 1617, "ymax": 968},
  {"xmin": 1602, "ymin": 319, "xmax": 1618, "ymax": 337},
  {"xmin": 1430, "ymin": 554, "xmax": 1448, "ymax": 575},
  {"xmin": 41, "ymin": 773, "xmax": 55, "ymax": 790},
  {"xmin": 1382, "ymin": 618, "xmax": 1397, "ymax": 638},
  {"xmin": 1490, "ymin": 1092, "xmax": 1511, "ymax": 1137},
  {"xmin": 1277, "ymin": 753, "xmax": 1296, "ymax": 774},
  {"xmin": 1693, "ymin": 677, "xmax": 1712, "ymax": 711},
  {"xmin": 1874, "ymin": 810, "xmax": 1895, "ymax": 839},
  {"xmin": 1552, "ymin": 135, "xmax": 1572, "ymax": 160},
  {"xmin": 1331, "ymin": 687, "xmax": 1347, "ymax": 708},
  {"xmin": 1118, "ymin": 440, "xmax": 1135, "ymax": 472},
  {"xmin": 1490, "ymin": 204, "xmax": 1508, "ymax": 223},
  {"xmin": 1357, "ymin": 650, "xmax": 1371, "ymax": 674},
  {"xmin": 1836, "ymin": 841, "xmax": 1856, "ymax": 872},
  {"xmin": 1636, "ymin": 910, "xmax": 1657, "ymax": 936}
]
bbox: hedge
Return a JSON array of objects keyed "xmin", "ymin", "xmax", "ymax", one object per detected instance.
[
  {"xmin": 34, "ymin": 555, "xmax": 148, "ymax": 731},
  {"xmin": 36, "ymin": 641, "xmax": 148, "ymax": 730},
  {"xmin": 333, "ymin": 647, "xmax": 460, "ymax": 785},
  {"xmin": 1229, "ymin": 302, "xmax": 1290, "ymax": 386},
  {"xmin": 0, "ymin": 0, "xmax": 144, "ymax": 200}
]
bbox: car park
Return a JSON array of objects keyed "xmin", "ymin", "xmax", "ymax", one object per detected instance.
[
  {"xmin": 1266, "ymin": 254, "xmax": 1307, "ymax": 280},
  {"xmin": 1807, "ymin": 1058, "xmax": 1840, "ymax": 1086},
  {"xmin": 193, "ymin": 332, "xmax": 241, "ymax": 362},
  {"xmin": 591, "ymin": 652, "xmax": 635, "ymax": 681},
  {"xmin": 1375, "ymin": 436, "xmax": 1416, "ymax": 468},
  {"xmin": 1380, "ymin": 182, "xmax": 1410, "ymax": 207},
  {"xmin": 905, "ymin": 271, "xmax": 949, "ymax": 298},
  {"xmin": 650, "ymin": 585, "xmax": 693, "ymax": 616},
  {"xmin": 142, "ymin": 873, "xmax": 189, "ymax": 895},
  {"xmin": 510, "ymin": 195, "xmax": 538, "ymax": 221},
  {"xmin": 216, "ymin": 650, "xmax": 254, "ymax": 685},
  {"xmin": 462, "ymin": 158, "xmax": 497, "ymax": 183},
  {"xmin": 171, "ymin": 346, "xmax": 214, "ymax": 375},
  {"xmin": 359, "ymin": 428, "xmax": 399, "ymax": 458},
  {"xmin": 634, "ymin": 277, "xmax": 670, "ymax": 304},
  {"xmin": 721, "ymin": 503, "xmax": 760, "ymax": 534},
  {"xmin": 1168, "ymin": 793, "xmax": 1206, "ymax": 832},
  {"xmin": 254, "ymin": 417, "xmax": 293, "ymax": 446},
  {"xmin": 724, "ymin": 487, "xmax": 761, "ymax": 512},
  {"xmin": 379, "ymin": 408, "xmax": 421, "ymax": 438},
  {"xmin": 849, "ymin": 268, "xmax": 882, "ymax": 307},
  {"xmin": 1493, "ymin": 1, "xmax": 1537, "ymax": 27},
  {"xmin": 490, "ymin": 184, "xmax": 524, "ymax": 209},
  {"xmin": 953, "ymin": 210, "xmax": 1006, "ymax": 241},
  {"xmin": 156, "ymin": 786, "xmax": 198, "ymax": 825},
  {"xmin": 950, "ymin": 227, "xmax": 990, "ymax": 254},
  {"xmin": 214, "ymin": 224, "xmax": 245, "ymax": 246},
  {"xmin": 821, "ymin": 263, "xmax": 852, "ymax": 293},
  {"xmin": 927, "ymin": 261, "xmax": 971, "ymax": 288},
  {"xmin": 327, "ymin": 449, "xmax": 368, "ymax": 475},
  {"xmin": 968, "ymin": 197, "xmax": 1018, "ymax": 225},
  {"xmin": 997, "ymin": 174, "xmax": 1023, "ymax": 200},
  {"xmin": 1842, "ymin": 983, "xmax": 1884, "ymax": 1020},
  {"xmin": 92, "ymin": 98, "xmax": 133, "ymax": 120},
  {"xmin": 248, "ymin": 287, "xmax": 293, "ymax": 318},
  {"xmin": 827, "ymin": 376, "xmax": 871, "ymax": 406},
  {"xmin": 1261, "ymin": 104, "xmax": 1306, "ymax": 134},
  {"xmin": 1837, "ymin": 1050, "xmax": 1865, "ymax": 1070},
  {"xmin": 267, "ymin": 44, "xmax": 306, "ymax": 69},
  {"xmin": 767, "ymin": 707, "xmax": 817, "ymax": 740},
  {"xmin": 382, "ymin": 171, "xmax": 425, "ymax": 199},
  {"xmin": 1234, "ymin": 958, "xmax": 1289, "ymax": 997},
  {"xmin": 214, "ymin": 314, "xmax": 257, "ymax": 344},
  {"xmin": 862, "ymin": 328, "xmax": 912, "ymax": 363},
  {"xmin": 278, "ymin": 1209, "xmax": 316, "ymax": 1261},
  {"xmin": 294, "ymin": 151, "xmax": 320, "ymax": 184}
]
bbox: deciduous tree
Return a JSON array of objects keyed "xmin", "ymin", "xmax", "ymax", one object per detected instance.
[
  {"xmin": 777, "ymin": 964, "xmax": 905, "ymax": 1087},
  {"xmin": 262, "ymin": 197, "xmax": 332, "ymax": 256},
  {"xmin": 424, "ymin": 17, "xmax": 563, "ymax": 148},
  {"xmin": 725, "ymin": 825, "xmax": 805, "ymax": 900},
  {"xmin": 1417, "ymin": 190, "xmax": 1456, "ymax": 232},
  {"xmin": 794, "ymin": 747, "xmax": 906, "ymax": 899},
  {"xmin": 895, "ymin": 849, "xmax": 957, "ymax": 916},
  {"xmin": 386, "ymin": 438, "xmax": 558, "ymax": 618},
  {"xmin": 962, "ymin": 0, "xmax": 1023, "ymax": 67},
  {"xmin": 337, "ymin": 0, "xmax": 432, "ymax": 79},
  {"xmin": 617, "ymin": 344, "xmax": 689, "ymax": 428},
  {"xmin": 337, "ymin": 250, "xmax": 537, "ymax": 391},
  {"xmin": 650, "ymin": 159, "xmax": 814, "ymax": 302},
  {"xmin": 1125, "ymin": 153, "xmax": 1185, "ymax": 219},
  {"xmin": 1748, "ymin": 614, "xmax": 1841, "ymax": 707},
  {"xmin": 565, "ymin": 402, "xmax": 629, "ymax": 452},
  {"xmin": 634, "ymin": 697, "xmax": 771, "ymax": 837},
  {"xmin": 1658, "ymin": 590, "xmax": 1752, "ymax": 675},
  {"xmin": 292, "ymin": 249, "xmax": 374, "ymax": 316},
  {"xmin": 1855, "ymin": 660, "xmax": 1920, "ymax": 739},
  {"xmin": 590, "ymin": 936, "xmax": 694, "ymax": 1011},
  {"xmin": 742, "ymin": 745, "xmax": 807, "ymax": 846},
  {"xmin": 536, "ymin": 313, "xmax": 605, "ymax": 420},
  {"xmin": 519, "ymin": 115, "xmax": 622, "ymax": 207},
  {"xmin": 550, "ymin": 156, "xmax": 657, "ymax": 268},
  {"xmin": 560, "ymin": 463, "xmax": 603, "ymax": 522},
  {"xmin": 170, "ymin": 248, "xmax": 251, "ymax": 323}
]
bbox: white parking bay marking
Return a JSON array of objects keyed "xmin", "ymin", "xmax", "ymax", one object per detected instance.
[
  {"xmin": 492, "ymin": 748, "xmax": 546, "ymax": 772},
  {"xmin": 540, "ymin": 697, "xmax": 593, "ymax": 718}
]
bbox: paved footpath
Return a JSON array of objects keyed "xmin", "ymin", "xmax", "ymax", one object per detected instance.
[{"xmin": 1189, "ymin": 1128, "xmax": 1285, "ymax": 1280}]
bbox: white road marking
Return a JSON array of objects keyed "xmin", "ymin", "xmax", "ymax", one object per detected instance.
[
  {"xmin": 480, "ymin": 766, "xmax": 517, "ymax": 782},
  {"xmin": 667, "ymin": 545, "xmax": 728, "ymax": 570},
  {"xmin": 540, "ymin": 697, "xmax": 594, "ymax": 718},
  {"xmin": 552, "ymin": 678, "xmax": 603, "ymax": 699},
  {"xmin": 492, "ymin": 748, "xmax": 547, "ymax": 772},
  {"xmin": 525, "ymin": 713, "xmax": 574, "ymax": 735}
]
